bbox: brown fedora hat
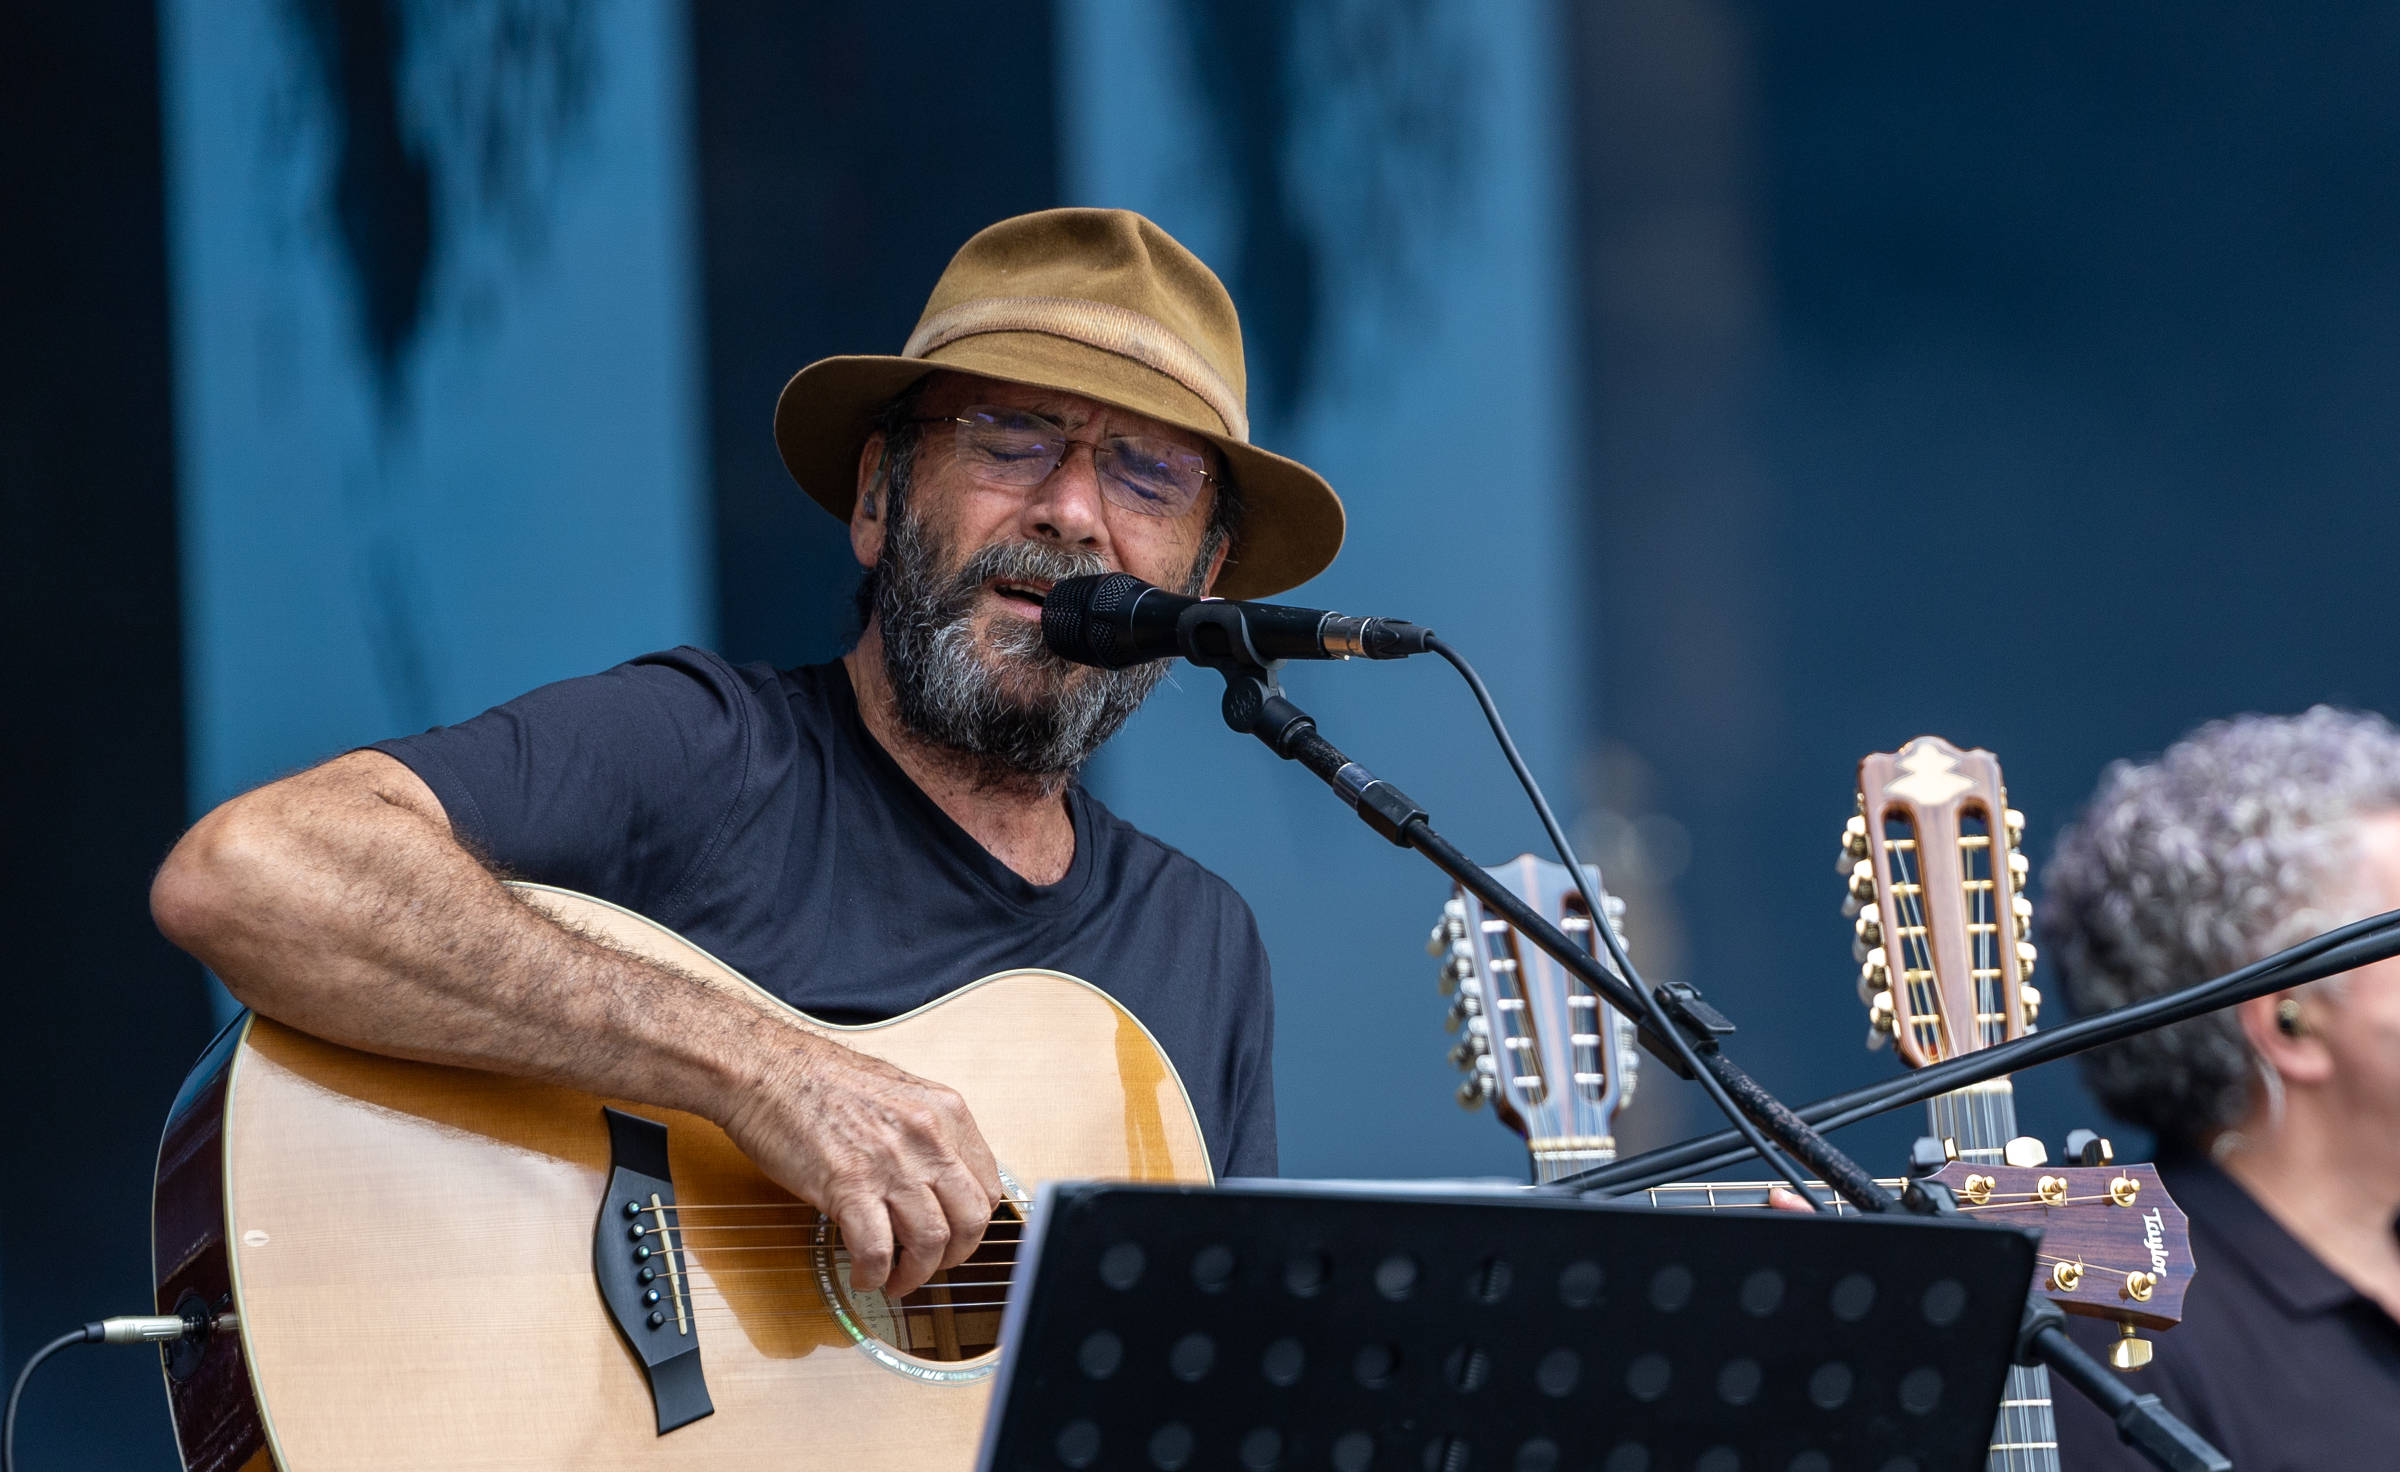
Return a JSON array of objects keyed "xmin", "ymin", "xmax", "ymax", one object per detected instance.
[{"xmin": 773, "ymin": 208, "xmax": 1344, "ymax": 600}]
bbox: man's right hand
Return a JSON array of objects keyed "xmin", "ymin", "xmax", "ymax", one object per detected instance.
[{"xmin": 722, "ymin": 1034, "xmax": 1006, "ymax": 1299}]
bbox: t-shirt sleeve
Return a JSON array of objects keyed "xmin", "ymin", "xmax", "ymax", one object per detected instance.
[
  {"xmin": 368, "ymin": 647, "xmax": 761, "ymax": 925},
  {"xmin": 1214, "ymin": 901, "xmax": 1280, "ymax": 1179}
]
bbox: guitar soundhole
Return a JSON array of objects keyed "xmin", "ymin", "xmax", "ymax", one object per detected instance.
[{"xmin": 816, "ymin": 1195, "xmax": 1028, "ymax": 1372}]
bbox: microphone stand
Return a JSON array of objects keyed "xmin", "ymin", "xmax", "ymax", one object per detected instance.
[{"xmin": 1191, "ymin": 632, "xmax": 2226, "ymax": 1472}]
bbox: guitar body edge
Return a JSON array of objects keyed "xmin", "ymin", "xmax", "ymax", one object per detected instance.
[{"xmin": 152, "ymin": 1011, "xmax": 273, "ymax": 1472}]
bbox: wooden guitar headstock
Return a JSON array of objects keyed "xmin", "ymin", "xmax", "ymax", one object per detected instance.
[
  {"xmin": 1923, "ymin": 1161, "xmax": 2194, "ymax": 1331},
  {"xmin": 1430, "ymin": 856, "xmax": 1637, "ymax": 1182},
  {"xmin": 1843, "ymin": 736, "xmax": 2039, "ymax": 1066}
]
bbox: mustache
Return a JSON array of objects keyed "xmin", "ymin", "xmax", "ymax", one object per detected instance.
[{"xmin": 949, "ymin": 538, "xmax": 1112, "ymax": 599}]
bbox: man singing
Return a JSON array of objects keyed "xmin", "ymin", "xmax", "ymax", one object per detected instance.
[
  {"xmin": 150, "ymin": 208, "xmax": 1344, "ymax": 1300},
  {"xmin": 2041, "ymin": 708, "xmax": 2400, "ymax": 1468}
]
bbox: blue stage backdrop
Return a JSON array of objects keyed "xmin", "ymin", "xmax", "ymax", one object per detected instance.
[
  {"xmin": 1061, "ymin": 0, "xmax": 1588, "ymax": 1180},
  {"xmin": 161, "ymin": 0, "xmax": 712, "ymax": 1020}
]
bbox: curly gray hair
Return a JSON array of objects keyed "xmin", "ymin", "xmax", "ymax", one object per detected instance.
[{"xmin": 2040, "ymin": 707, "xmax": 2400, "ymax": 1147}]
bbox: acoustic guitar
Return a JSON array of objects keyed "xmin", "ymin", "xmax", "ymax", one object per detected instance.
[{"xmin": 150, "ymin": 883, "xmax": 1213, "ymax": 1472}]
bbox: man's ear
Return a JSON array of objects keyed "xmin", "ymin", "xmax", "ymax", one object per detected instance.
[
  {"xmin": 851, "ymin": 432, "xmax": 889, "ymax": 570},
  {"xmin": 1196, "ymin": 519, "xmax": 1233, "ymax": 597},
  {"xmin": 2238, "ymin": 992, "xmax": 2337, "ymax": 1086}
]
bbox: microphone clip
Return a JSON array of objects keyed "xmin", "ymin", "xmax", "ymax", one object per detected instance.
[{"xmin": 1177, "ymin": 599, "xmax": 1288, "ymax": 677}]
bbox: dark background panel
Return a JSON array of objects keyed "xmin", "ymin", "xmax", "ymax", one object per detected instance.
[
  {"xmin": 1, "ymin": 4, "xmax": 213, "ymax": 1469},
  {"xmin": 691, "ymin": 1, "xmax": 1063, "ymax": 667},
  {"xmin": 1578, "ymin": 0, "xmax": 2400, "ymax": 1170}
]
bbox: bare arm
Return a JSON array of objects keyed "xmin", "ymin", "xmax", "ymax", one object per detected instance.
[{"xmin": 151, "ymin": 749, "xmax": 998, "ymax": 1295}]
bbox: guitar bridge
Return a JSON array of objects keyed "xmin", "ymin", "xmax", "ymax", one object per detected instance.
[{"xmin": 593, "ymin": 1108, "xmax": 713, "ymax": 1434}]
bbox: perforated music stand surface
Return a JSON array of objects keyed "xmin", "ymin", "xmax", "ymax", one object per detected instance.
[{"xmin": 976, "ymin": 1182, "xmax": 2033, "ymax": 1472}]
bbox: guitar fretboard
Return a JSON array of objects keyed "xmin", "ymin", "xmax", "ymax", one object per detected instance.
[{"xmin": 1939, "ymin": 1081, "xmax": 2056, "ymax": 1472}]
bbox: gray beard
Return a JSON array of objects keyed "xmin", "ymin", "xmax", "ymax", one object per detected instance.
[{"xmin": 874, "ymin": 505, "xmax": 1176, "ymax": 785}]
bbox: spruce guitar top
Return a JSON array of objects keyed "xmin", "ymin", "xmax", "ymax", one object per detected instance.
[{"xmin": 150, "ymin": 883, "xmax": 1212, "ymax": 1472}]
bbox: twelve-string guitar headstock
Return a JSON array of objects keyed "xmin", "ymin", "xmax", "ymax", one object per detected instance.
[{"xmin": 1843, "ymin": 735, "xmax": 2039, "ymax": 1063}]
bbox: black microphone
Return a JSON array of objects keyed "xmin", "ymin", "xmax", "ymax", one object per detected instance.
[{"xmin": 1042, "ymin": 573, "xmax": 1434, "ymax": 670}]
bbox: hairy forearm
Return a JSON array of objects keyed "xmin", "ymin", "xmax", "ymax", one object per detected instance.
[{"xmin": 151, "ymin": 752, "xmax": 789, "ymax": 1125}]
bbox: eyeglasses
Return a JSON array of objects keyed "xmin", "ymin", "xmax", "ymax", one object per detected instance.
[{"xmin": 914, "ymin": 406, "xmax": 1218, "ymax": 518}]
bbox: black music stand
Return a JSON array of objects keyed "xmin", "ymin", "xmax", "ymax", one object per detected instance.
[{"xmin": 976, "ymin": 1182, "xmax": 2034, "ymax": 1472}]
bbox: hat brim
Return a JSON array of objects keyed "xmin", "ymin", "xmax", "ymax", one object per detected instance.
[{"xmin": 773, "ymin": 334, "xmax": 1344, "ymax": 601}]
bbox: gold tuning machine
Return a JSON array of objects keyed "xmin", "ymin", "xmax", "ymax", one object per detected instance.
[
  {"xmin": 1858, "ymin": 946, "xmax": 1891, "ymax": 992},
  {"xmin": 2049, "ymin": 1260, "xmax": 2084, "ymax": 1293},
  {"xmin": 1840, "ymin": 814, "xmax": 1871, "ymax": 864},
  {"xmin": 2124, "ymin": 1270, "xmax": 2158, "ymax": 1303},
  {"xmin": 1845, "ymin": 859, "xmax": 1878, "ymax": 911},
  {"xmin": 2006, "ymin": 849, "xmax": 2032, "ymax": 891},
  {"xmin": 2110, "ymin": 1324, "xmax": 2154, "ymax": 1371},
  {"xmin": 2016, "ymin": 940, "xmax": 2039, "ymax": 975},
  {"xmin": 1865, "ymin": 988, "xmax": 1895, "ymax": 1050},
  {"xmin": 1852, "ymin": 907, "xmax": 1883, "ymax": 960},
  {"xmin": 2020, "ymin": 983, "xmax": 2042, "ymax": 1025},
  {"xmin": 2004, "ymin": 807, "xmax": 2026, "ymax": 849},
  {"xmin": 2011, "ymin": 893, "xmax": 2033, "ymax": 927}
]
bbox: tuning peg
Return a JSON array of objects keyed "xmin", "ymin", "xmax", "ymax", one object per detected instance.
[
  {"xmin": 2016, "ymin": 940, "xmax": 2038, "ymax": 976},
  {"xmin": 1444, "ymin": 982, "xmax": 1484, "ymax": 1033},
  {"xmin": 1614, "ymin": 1012, "xmax": 1641, "ymax": 1108},
  {"xmin": 1865, "ymin": 988, "xmax": 1895, "ymax": 1049},
  {"xmin": 1858, "ymin": 946, "xmax": 1891, "ymax": 996},
  {"xmin": 2020, "ymin": 983, "xmax": 2041, "ymax": 1025},
  {"xmin": 1425, "ymin": 899, "xmax": 1468, "ymax": 957},
  {"xmin": 2004, "ymin": 808, "xmax": 2026, "ymax": 849},
  {"xmin": 1447, "ymin": 1021, "xmax": 1490, "ymax": 1073},
  {"xmin": 2006, "ymin": 849, "xmax": 2031, "ymax": 890},
  {"xmin": 1456, "ymin": 1074, "xmax": 1491, "ymax": 1109},
  {"xmin": 1851, "ymin": 908, "xmax": 1882, "ymax": 962},
  {"xmin": 2065, "ymin": 1129, "xmax": 2116, "ymax": 1168},
  {"xmin": 1846, "ymin": 859, "xmax": 1877, "ymax": 904},
  {"xmin": 1839, "ymin": 814, "xmax": 1870, "ymax": 866},
  {"xmin": 2004, "ymin": 1136, "xmax": 2050, "ymax": 1168},
  {"xmin": 2110, "ymin": 1326, "xmax": 2153, "ymax": 1371},
  {"xmin": 1437, "ymin": 946, "xmax": 1475, "ymax": 996},
  {"xmin": 2011, "ymin": 893, "xmax": 2033, "ymax": 928}
]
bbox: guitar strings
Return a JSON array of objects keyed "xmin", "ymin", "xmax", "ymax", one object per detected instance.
[{"xmin": 1880, "ymin": 796, "xmax": 2056, "ymax": 1472}]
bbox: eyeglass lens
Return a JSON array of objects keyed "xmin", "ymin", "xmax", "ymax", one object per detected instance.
[{"xmin": 950, "ymin": 407, "xmax": 1209, "ymax": 517}]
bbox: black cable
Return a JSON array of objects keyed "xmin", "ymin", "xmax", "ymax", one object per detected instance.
[
  {"xmin": 1423, "ymin": 633, "xmax": 1834, "ymax": 1210},
  {"xmin": 5, "ymin": 1327, "xmax": 95, "ymax": 1472},
  {"xmin": 1569, "ymin": 906, "xmax": 2400, "ymax": 1194}
]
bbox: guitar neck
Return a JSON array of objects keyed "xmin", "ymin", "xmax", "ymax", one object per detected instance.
[{"xmin": 1928, "ymin": 1080, "xmax": 2058, "ymax": 1472}]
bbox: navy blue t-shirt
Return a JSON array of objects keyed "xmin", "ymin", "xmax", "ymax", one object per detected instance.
[{"xmin": 370, "ymin": 649, "xmax": 1276, "ymax": 1177}]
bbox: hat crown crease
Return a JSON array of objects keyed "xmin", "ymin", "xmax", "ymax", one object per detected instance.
[{"xmin": 902, "ymin": 295, "xmax": 1250, "ymax": 444}]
